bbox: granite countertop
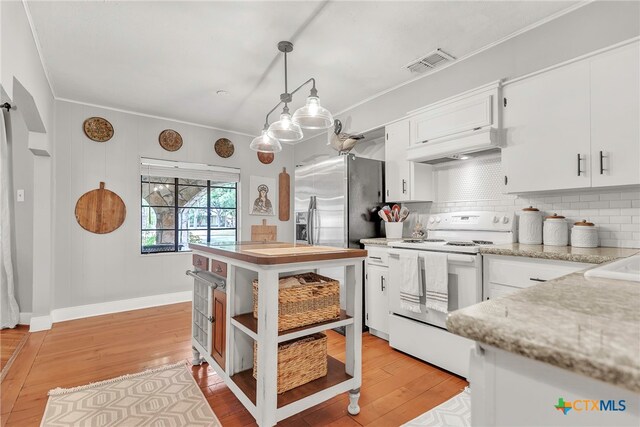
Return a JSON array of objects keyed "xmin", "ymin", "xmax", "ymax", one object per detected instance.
[
  {"xmin": 447, "ymin": 269, "xmax": 640, "ymax": 392},
  {"xmin": 481, "ymin": 243, "xmax": 639, "ymax": 264},
  {"xmin": 360, "ymin": 237, "xmax": 404, "ymax": 246}
]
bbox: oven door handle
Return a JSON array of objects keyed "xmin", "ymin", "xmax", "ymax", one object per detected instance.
[{"xmin": 448, "ymin": 254, "xmax": 476, "ymax": 263}]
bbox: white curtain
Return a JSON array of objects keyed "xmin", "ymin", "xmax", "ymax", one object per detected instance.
[{"xmin": 0, "ymin": 110, "xmax": 19, "ymax": 328}]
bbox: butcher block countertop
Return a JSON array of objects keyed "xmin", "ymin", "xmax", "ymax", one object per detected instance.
[{"xmin": 190, "ymin": 242, "xmax": 367, "ymax": 265}]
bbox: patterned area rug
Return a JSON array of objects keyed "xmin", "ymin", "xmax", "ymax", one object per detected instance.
[
  {"xmin": 41, "ymin": 362, "xmax": 221, "ymax": 427},
  {"xmin": 402, "ymin": 387, "xmax": 471, "ymax": 427}
]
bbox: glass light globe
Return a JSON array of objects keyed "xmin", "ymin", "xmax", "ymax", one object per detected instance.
[
  {"xmin": 292, "ymin": 96, "xmax": 334, "ymax": 129},
  {"xmin": 267, "ymin": 112, "xmax": 303, "ymax": 142},
  {"xmin": 249, "ymin": 130, "xmax": 282, "ymax": 153}
]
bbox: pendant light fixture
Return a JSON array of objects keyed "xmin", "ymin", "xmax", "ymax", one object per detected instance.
[{"xmin": 250, "ymin": 41, "xmax": 334, "ymax": 152}]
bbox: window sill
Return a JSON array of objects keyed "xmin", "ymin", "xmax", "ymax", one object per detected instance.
[{"xmin": 139, "ymin": 250, "xmax": 193, "ymax": 257}]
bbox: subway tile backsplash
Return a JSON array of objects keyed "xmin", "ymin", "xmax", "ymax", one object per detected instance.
[
  {"xmin": 408, "ymin": 156, "xmax": 640, "ymax": 248},
  {"xmin": 426, "ymin": 189, "xmax": 640, "ymax": 248}
]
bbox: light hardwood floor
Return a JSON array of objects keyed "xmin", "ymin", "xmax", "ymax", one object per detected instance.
[
  {"xmin": 1, "ymin": 325, "xmax": 29, "ymax": 379},
  {"xmin": 0, "ymin": 303, "xmax": 467, "ymax": 426}
]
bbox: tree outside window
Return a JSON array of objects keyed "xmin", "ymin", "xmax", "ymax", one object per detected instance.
[{"xmin": 141, "ymin": 176, "xmax": 237, "ymax": 254}]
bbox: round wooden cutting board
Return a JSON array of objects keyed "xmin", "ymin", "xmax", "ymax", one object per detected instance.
[
  {"xmin": 257, "ymin": 152, "xmax": 274, "ymax": 164},
  {"xmin": 75, "ymin": 182, "xmax": 126, "ymax": 234}
]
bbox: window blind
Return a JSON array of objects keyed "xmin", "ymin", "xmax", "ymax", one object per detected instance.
[{"xmin": 140, "ymin": 158, "xmax": 240, "ymax": 183}]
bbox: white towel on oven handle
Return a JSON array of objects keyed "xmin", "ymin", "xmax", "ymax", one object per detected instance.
[
  {"xmin": 423, "ymin": 252, "xmax": 449, "ymax": 314},
  {"xmin": 399, "ymin": 251, "xmax": 422, "ymax": 313}
]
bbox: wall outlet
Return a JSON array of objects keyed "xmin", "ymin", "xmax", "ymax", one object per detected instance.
[{"xmin": 16, "ymin": 189, "xmax": 24, "ymax": 202}]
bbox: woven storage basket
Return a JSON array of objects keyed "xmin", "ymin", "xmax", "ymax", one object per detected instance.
[
  {"xmin": 252, "ymin": 272, "xmax": 340, "ymax": 331},
  {"xmin": 253, "ymin": 333, "xmax": 328, "ymax": 394}
]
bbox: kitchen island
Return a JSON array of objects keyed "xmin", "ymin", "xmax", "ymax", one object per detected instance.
[
  {"xmin": 448, "ymin": 256, "xmax": 640, "ymax": 426},
  {"xmin": 188, "ymin": 242, "xmax": 366, "ymax": 426}
]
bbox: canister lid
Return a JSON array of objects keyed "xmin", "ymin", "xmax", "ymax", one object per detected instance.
[
  {"xmin": 574, "ymin": 219, "xmax": 595, "ymax": 226},
  {"xmin": 545, "ymin": 213, "xmax": 565, "ymax": 219},
  {"xmin": 522, "ymin": 206, "xmax": 539, "ymax": 211}
]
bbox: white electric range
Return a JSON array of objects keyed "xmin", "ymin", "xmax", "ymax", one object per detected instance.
[{"xmin": 386, "ymin": 211, "xmax": 516, "ymax": 378}]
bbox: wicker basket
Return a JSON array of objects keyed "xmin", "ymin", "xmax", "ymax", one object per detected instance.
[
  {"xmin": 253, "ymin": 333, "xmax": 328, "ymax": 394},
  {"xmin": 252, "ymin": 272, "xmax": 340, "ymax": 332}
]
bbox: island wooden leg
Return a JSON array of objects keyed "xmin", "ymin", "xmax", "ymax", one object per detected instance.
[
  {"xmin": 348, "ymin": 388, "xmax": 361, "ymax": 415},
  {"xmin": 256, "ymin": 269, "xmax": 279, "ymax": 426},
  {"xmin": 191, "ymin": 346, "xmax": 202, "ymax": 366}
]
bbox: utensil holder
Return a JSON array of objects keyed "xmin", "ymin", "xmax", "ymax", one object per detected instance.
[{"xmin": 385, "ymin": 222, "xmax": 403, "ymax": 239}]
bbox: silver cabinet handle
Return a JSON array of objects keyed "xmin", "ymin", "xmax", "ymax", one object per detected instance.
[
  {"xmin": 402, "ymin": 179, "xmax": 407, "ymax": 194},
  {"xmin": 381, "ymin": 276, "xmax": 386, "ymax": 291},
  {"xmin": 369, "ymin": 256, "xmax": 382, "ymax": 261},
  {"xmin": 530, "ymin": 277, "xmax": 546, "ymax": 282},
  {"xmin": 599, "ymin": 151, "xmax": 607, "ymax": 175},
  {"xmin": 577, "ymin": 154, "xmax": 584, "ymax": 176}
]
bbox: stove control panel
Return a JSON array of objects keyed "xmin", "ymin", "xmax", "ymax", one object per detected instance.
[{"xmin": 427, "ymin": 211, "xmax": 516, "ymax": 232}]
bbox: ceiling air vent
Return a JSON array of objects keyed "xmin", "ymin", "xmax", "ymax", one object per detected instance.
[{"xmin": 404, "ymin": 49, "xmax": 455, "ymax": 73}]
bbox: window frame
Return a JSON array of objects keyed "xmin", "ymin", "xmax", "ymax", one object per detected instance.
[{"xmin": 141, "ymin": 177, "xmax": 238, "ymax": 254}]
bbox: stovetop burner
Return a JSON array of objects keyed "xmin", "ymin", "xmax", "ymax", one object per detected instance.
[
  {"xmin": 423, "ymin": 239, "xmax": 446, "ymax": 243},
  {"xmin": 446, "ymin": 241, "xmax": 477, "ymax": 247}
]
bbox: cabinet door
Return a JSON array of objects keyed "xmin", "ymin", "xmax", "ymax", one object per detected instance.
[
  {"xmin": 591, "ymin": 42, "xmax": 640, "ymax": 187},
  {"xmin": 366, "ymin": 264, "xmax": 389, "ymax": 335},
  {"xmin": 385, "ymin": 120, "xmax": 412, "ymax": 202},
  {"xmin": 502, "ymin": 60, "xmax": 591, "ymax": 193},
  {"xmin": 385, "ymin": 120, "xmax": 434, "ymax": 202},
  {"xmin": 211, "ymin": 289, "xmax": 226, "ymax": 370}
]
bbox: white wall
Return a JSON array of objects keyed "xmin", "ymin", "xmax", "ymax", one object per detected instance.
[
  {"xmin": 1, "ymin": 1, "xmax": 55, "ymax": 314},
  {"xmin": 53, "ymin": 100, "xmax": 294, "ymax": 310}
]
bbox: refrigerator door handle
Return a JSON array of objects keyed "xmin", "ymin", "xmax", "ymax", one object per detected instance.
[{"xmin": 307, "ymin": 196, "xmax": 316, "ymax": 245}]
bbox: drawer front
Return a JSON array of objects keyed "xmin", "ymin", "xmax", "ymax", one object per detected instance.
[
  {"xmin": 366, "ymin": 245, "xmax": 389, "ymax": 267},
  {"xmin": 192, "ymin": 254, "xmax": 209, "ymax": 271},
  {"xmin": 484, "ymin": 255, "xmax": 591, "ymax": 289},
  {"xmin": 210, "ymin": 259, "xmax": 228, "ymax": 278}
]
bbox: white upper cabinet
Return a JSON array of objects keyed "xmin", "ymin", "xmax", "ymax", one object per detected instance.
[
  {"xmin": 502, "ymin": 60, "xmax": 591, "ymax": 193},
  {"xmin": 590, "ymin": 43, "xmax": 640, "ymax": 187},
  {"xmin": 502, "ymin": 40, "xmax": 640, "ymax": 193},
  {"xmin": 410, "ymin": 91, "xmax": 494, "ymax": 144},
  {"xmin": 385, "ymin": 119, "xmax": 434, "ymax": 202}
]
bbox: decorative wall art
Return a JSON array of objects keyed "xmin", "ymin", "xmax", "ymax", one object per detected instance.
[
  {"xmin": 214, "ymin": 138, "xmax": 234, "ymax": 158},
  {"xmin": 75, "ymin": 182, "xmax": 126, "ymax": 234},
  {"xmin": 278, "ymin": 167, "xmax": 290, "ymax": 221},
  {"xmin": 249, "ymin": 176, "xmax": 276, "ymax": 216},
  {"xmin": 257, "ymin": 152, "xmax": 274, "ymax": 164},
  {"xmin": 158, "ymin": 129, "xmax": 183, "ymax": 151},
  {"xmin": 83, "ymin": 117, "xmax": 114, "ymax": 142}
]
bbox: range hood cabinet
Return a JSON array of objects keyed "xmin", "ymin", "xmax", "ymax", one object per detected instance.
[
  {"xmin": 404, "ymin": 80, "xmax": 502, "ymax": 163},
  {"xmin": 406, "ymin": 127, "xmax": 500, "ymax": 163}
]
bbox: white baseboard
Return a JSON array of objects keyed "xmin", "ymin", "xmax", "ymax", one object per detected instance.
[
  {"xmin": 30, "ymin": 315, "xmax": 52, "ymax": 332},
  {"xmin": 19, "ymin": 312, "xmax": 32, "ymax": 325},
  {"xmin": 29, "ymin": 290, "xmax": 193, "ymax": 331}
]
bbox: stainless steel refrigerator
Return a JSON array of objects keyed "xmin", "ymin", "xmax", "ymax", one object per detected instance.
[{"xmin": 294, "ymin": 155, "xmax": 384, "ymax": 317}]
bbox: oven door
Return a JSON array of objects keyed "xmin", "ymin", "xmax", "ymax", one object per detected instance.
[{"xmin": 388, "ymin": 249, "xmax": 481, "ymax": 329}]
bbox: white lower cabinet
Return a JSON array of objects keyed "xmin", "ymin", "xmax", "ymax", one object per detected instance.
[
  {"xmin": 483, "ymin": 255, "xmax": 592, "ymax": 300},
  {"xmin": 365, "ymin": 245, "xmax": 389, "ymax": 340}
]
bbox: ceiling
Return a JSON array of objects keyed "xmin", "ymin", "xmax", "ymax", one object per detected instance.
[{"xmin": 27, "ymin": 1, "xmax": 579, "ymax": 137}]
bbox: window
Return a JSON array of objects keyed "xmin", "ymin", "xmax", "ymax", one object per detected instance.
[{"xmin": 140, "ymin": 159, "xmax": 239, "ymax": 254}]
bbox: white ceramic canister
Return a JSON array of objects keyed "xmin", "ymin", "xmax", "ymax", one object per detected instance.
[
  {"xmin": 571, "ymin": 220, "xmax": 599, "ymax": 248},
  {"xmin": 543, "ymin": 213, "xmax": 568, "ymax": 246},
  {"xmin": 519, "ymin": 206, "xmax": 543, "ymax": 244}
]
